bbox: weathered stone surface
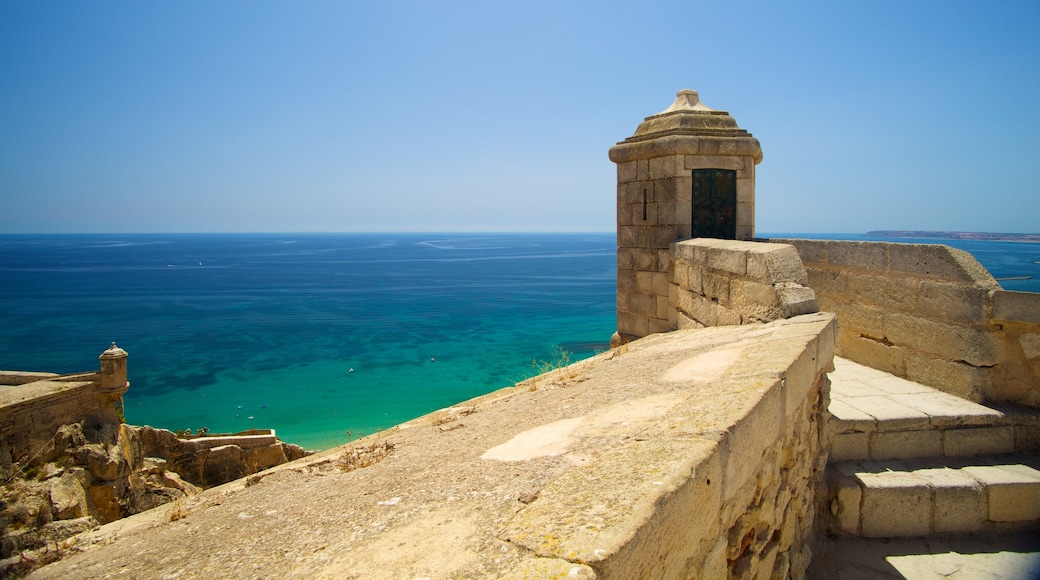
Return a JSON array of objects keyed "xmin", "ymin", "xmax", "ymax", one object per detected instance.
[
  {"xmin": 29, "ymin": 315, "xmax": 835, "ymax": 579},
  {"xmin": 202, "ymin": 444, "xmax": 246, "ymax": 486},
  {"xmin": 858, "ymin": 471, "xmax": 932, "ymax": 537},
  {"xmin": 48, "ymin": 472, "xmax": 90, "ymax": 520},
  {"xmin": 994, "ymin": 290, "xmax": 1040, "ymax": 324},
  {"xmin": 888, "ymin": 244, "xmax": 999, "ymax": 286}
]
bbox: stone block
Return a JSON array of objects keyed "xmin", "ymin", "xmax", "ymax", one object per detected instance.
[
  {"xmin": 884, "ymin": 312, "xmax": 1001, "ymax": 367},
  {"xmin": 618, "ymin": 161, "xmax": 637, "ymax": 184},
  {"xmin": 617, "ymin": 311, "xmax": 648, "ymax": 338},
  {"xmin": 736, "ymin": 178, "xmax": 754, "ymax": 202},
  {"xmin": 730, "ymin": 279, "xmax": 782, "ymax": 322},
  {"xmin": 617, "ymin": 248, "xmax": 635, "ymax": 271},
  {"xmin": 685, "ymin": 154, "xmax": 743, "ymax": 171},
  {"xmin": 777, "ymin": 283, "xmax": 818, "ymax": 318},
  {"xmin": 652, "ymin": 225, "xmax": 682, "ymax": 249},
  {"xmin": 702, "ymin": 272, "xmax": 730, "ymax": 304},
  {"xmin": 777, "ymin": 239, "xmax": 827, "ymax": 266},
  {"xmin": 905, "ymin": 355, "xmax": 988, "ymax": 402},
  {"xmin": 916, "ymin": 467, "xmax": 986, "ymax": 534},
  {"xmin": 828, "ymin": 399, "xmax": 877, "ymax": 432},
  {"xmin": 832, "ymin": 477, "xmax": 862, "ymax": 535},
  {"xmin": 837, "ymin": 334, "xmax": 905, "ymax": 377},
  {"xmin": 630, "ymin": 248, "xmax": 657, "ymax": 272},
  {"xmin": 648, "ymin": 155, "xmax": 681, "ymax": 179},
  {"xmin": 942, "ymin": 426, "xmax": 1014, "ymax": 457},
  {"xmin": 657, "ymin": 249, "xmax": 672, "ymax": 273},
  {"xmin": 716, "ymin": 308, "xmax": 742, "ymax": 326},
  {"xmin": 636, "ymin": 271, "xmax": 653, "ymax": 294},
  {"xmin": 1020, "ymin": 333, "xmax": 1040, "ymax": 360},
  {"xmin": 719, "ymin": 381, "xmax": 784, "ymax": 504},
  {"xmin": 869, "ymin": 429, "xmax": 941, "ymax": 460},
  {"xmin": 688, "ymin": 294, "xmax": 719, "ymax": 327},
  {"xmin": 706, "ymin": 245, "xmax": 748, "ymax": 276},
  {"xmin": 636, "ymin": 159, "xmax": 650, "ymax": 181},
  {"xmin": 993, "ymin": 291, "xmax": 1040, "ymax": 323},
  {"xmin": 617, "ymin": 225, "xmax": 642, "ymax": 249},
  {"xmin": 846, "ymin": 395, "xmax": 930, "ymax": 430},
  {"xmin": 827, "ymin": 241, "xmax": 888, "ymax": 271},
  {"xmin": 916, "ymin": 282, "xmax": 989, "ymax": 325},
  {"xmin": 806, "ymin": 269, "xmax": 846, "ymax": 298},
  {"xmin": 817, "ymin": 316, "xmax": 837, "ymax": 372},
  {"xmin": 737, "ymin": 201, "xmax": 754, "ymax": 228},
  {"xmin": 830, "ymin": 432, "xmax": 870, "ymax": 462},
  {"xmin": 746, "ymin": 244, "xmax": 808, "ymax": 285},
  {"xmin": 667, "ymin": 262, "xmax": 692, "ymax": 290},
  {"xmin": 782, "ymin": 337, "xmax": 818, "ymax": 418},
  {"xmin": 648, "ymin": 317, "xmax": 672, "ymax": 335},
  {"xmin": 656, "ymin": 294, "xmax": 671, "ymax": 320},
  {"xmin": 672, "ymin": 240, "xmax": 695, "ymax": 262},
  {"xmin": 652, "ymin": 272, "xmax": 670, "ymax": 297},
  {"xmin": 832, "ymin": 302, "xmax": 885, "ymax": 340},
  {"xmin": 847, "ymin": 274, "xmax": 918, "ymax": 312},
  {"xmin": 618, "ymin": 180, "xmax": 650, "ymax": 204},
  {"xmin": 962, "ymin": 464, "xmax": 1040, "ymax": 522},
  {"xmin": 625, "ymin": 292, "xmax": 656, "ymax": 317},
  {"xmin": 857, "ymin": 471, "xmax": 932, "ymax": 537},
  {"xmin": 889, "ymin": 243, "xmax": 997, "ymax": 285}
]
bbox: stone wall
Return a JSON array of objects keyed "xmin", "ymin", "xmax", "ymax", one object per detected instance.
[
  {"xmin": 774, "ymin": 238, "xmax": 1040, "ymax": 407},
  {"xmin": 0, "ymin": 373, "xmax": 119, "ymax": 464},
  {"xmin": 29, "ymin": 314, "xmax": 837, "ymax": 579},
  {"xmin": 672, "ymin": 238, "xmax": 818, "ymax": 329}
]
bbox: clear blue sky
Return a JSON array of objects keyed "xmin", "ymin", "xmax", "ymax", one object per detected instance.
[{"xmin": 2, "ymin": 1, "xmax": 1037, "ymax": 234}]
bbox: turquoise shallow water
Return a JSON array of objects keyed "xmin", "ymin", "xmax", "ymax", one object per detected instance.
[
  {"xmin": 0, "ymin": 234, "xmax": 616, "ymax": 449},
  {"xmin": 2, "ymin": 233, "xmax": 1035, "ymax": 450}
]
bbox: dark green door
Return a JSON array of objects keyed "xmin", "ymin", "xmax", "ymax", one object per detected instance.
[{"xmin": 692, "ymin": 169, "xmax": 737, "ymax": 239}]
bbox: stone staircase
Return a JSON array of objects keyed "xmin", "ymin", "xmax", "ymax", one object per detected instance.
[{"xmin": 826, "ymin": 357, "xmax": 1040, "ymax": 539}]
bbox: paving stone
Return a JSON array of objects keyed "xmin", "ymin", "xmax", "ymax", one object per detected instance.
[
  {"xmin": 828, "ymin": 399, "xmax": 876, "ymax": 431},
  {"xmin": 857, "ymin": 471, "xmax": 932, "ymax": 537},
  {"xmin": 870, "ymin": 429, "xmax": 942, "ymax": 460},
  {"xmin": 962, "ymin": 464, "xmax": 1040, "ymax": 522},
  {"xmin": 885, "ymin": 391, "xmax": 1004, "ymax": 427},
  {"xmin": 847, "ymin": 395, "xmax": 931, "ymax": 430},
  {"xmin": 943, "ymin": 426, "xmax": 1015, "ymax": 457},
  {"xmin": 831, "ymin": 432, "xmax": 870, "ymax": 462},
  {"xmin": 915, "ymin": 467, "xmax": 986, "ymax": 533}
]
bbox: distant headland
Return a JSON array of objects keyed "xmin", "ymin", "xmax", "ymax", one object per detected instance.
[{"xmin": 866, "ymin": 230, "xmax": 1040, "ymax": 242}]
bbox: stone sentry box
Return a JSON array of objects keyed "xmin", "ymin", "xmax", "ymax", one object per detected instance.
[{"xmin": 609, "ymin": 89, "xmax": 763, "ymax": 344}]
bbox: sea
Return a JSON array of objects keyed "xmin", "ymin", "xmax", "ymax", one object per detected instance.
[{"xmin": 1, "ymin": 232, "xmax": 1037, "ymax": 450}]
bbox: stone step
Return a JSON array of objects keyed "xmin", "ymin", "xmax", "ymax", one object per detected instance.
[
  {"xmin": 827, "ymin": 455, "xmax": 1040, "ymax": 538},
  {"xmin": 828, "ymin": 357, "xmax": 1040, "ymax": 462}
]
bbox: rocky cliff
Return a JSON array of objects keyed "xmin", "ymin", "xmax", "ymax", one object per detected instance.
[{"xmin": 0, "ymin": 419, "xmax": 308, "ymax": 576}]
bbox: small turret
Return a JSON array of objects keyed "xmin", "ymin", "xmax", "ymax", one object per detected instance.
[{"xmin": 99, "ymin": 342, "xmax": 129, "ymax": 397}]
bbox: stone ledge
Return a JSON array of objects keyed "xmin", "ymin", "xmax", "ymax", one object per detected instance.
[
  {"xmin": 32, "ymin": 314, "xmax": 836, "ymax": 579},
  {"xmin": 828, "ymin": 455, "xmax": 1040, "ymax": 538}
]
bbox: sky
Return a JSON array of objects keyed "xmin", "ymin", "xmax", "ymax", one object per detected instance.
[{"xmin": 1, "ymin": 1, "xmax": 1038, "ymax": 234}]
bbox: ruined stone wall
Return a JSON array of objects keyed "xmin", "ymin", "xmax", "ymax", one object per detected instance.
[
  {"xmin": 0, "ymin": 374, "xmax": 118, "ymax": 463},
  {"xmin": 671, "ymin": 238, "xmax": 818, "ymax": 329},
  {"xmin": 774, "ymin": 238, "xmax": 1040, "ymax": 407}
]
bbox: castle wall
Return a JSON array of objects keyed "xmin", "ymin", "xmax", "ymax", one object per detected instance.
[
  {"xmin": 774, "ymin": 238, "xmax": 1040, "ymax": 407},
  {"xmin": 0, "ymin": 373, "xmax": 120, "ymax": 463},
  {"xmin": 29, "ymin": 314, "xmax": 838, "ymax": 579},
  {"xmin": 671, "ymin": 238, "xmax": 818, "ymax": 329}
]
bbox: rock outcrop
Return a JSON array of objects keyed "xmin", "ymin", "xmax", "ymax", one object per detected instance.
[{"xmin": 0, "ymin": 421, "xmax": 308, "ymax": 576}]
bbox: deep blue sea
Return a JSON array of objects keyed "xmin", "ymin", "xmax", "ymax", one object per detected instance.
[{"xmin": 1, "ymin": 233, "xmax": 1036, "ymax": 450}]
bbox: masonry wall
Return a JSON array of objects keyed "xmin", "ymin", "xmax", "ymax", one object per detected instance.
[
  {"xmin": 672, "ymin": 238, "xmax": 818, "ymax": 329},
  {"xmin": 0, "ymin": 373, "xmax": 119, "ymax": 462},
  {"xmin": 774, "ymin": 238, "xmax": 1040, "ymax": 407}
]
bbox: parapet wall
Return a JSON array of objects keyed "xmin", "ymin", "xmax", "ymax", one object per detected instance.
[
  {"xmin": 0, "ymin": 372, "xmax": 119, "ymax": 463},
  {"xmin": 774, "ymin": 238, "xmax": 1040, "ymax": 407},
  {"xmin": 32, "ymin": 314, "xmax": 838, "ymax": 579},
  {"xmin": 672, "ymin": 238, "xmax": 818, "ymax": 329}
]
